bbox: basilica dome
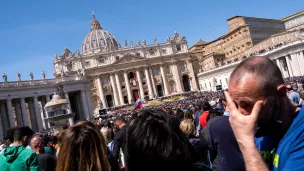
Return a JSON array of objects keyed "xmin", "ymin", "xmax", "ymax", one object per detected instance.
[{"xmin": 81, "ymin": 14, "xmax": 119, "ymax": 55}]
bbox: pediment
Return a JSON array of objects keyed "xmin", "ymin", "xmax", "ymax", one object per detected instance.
[{"xmin": 112, "ymin": 54, "xmax": 145, "ymax": 65}]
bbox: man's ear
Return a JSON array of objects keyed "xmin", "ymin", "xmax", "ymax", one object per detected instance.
[
  {"xmin": 22, "ymin": 136, "xmax": 28, "ymax": 144},
  {"xmin": 277, "ymin": 84, "xmax": 287, "ymax": 97}
]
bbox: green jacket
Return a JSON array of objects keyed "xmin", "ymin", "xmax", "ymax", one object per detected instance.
[{"xmin": 0, "ymin": 145, "xmax": 41, "ymax": 171}]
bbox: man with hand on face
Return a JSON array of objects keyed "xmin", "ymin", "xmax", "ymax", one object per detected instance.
[{"xmin": 225, "ymin": 56, "xmax": 304, "ymax": 171}]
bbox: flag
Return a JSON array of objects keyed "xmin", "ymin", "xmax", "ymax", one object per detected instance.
[{"xmin": 133, "ymin": 98, "xmax": 142, "ymax": 110}]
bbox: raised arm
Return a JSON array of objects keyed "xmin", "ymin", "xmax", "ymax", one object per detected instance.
[{"xmin": 225, "ymin": 91, "xmax": 268, "ymax": 171}]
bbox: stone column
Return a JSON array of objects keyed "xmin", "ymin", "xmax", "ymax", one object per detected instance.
[
  {"xmin": 97, "ymin": 76, "xmax": 107, "ymax": 108},
  {"xmin": 300, "ymin": 51, "xmax": 304, "ymax": 63},
  {"xmin": 115, "ymin": 72, "xmax": 124, "ymax": 105},
  {"xmin": 149, "ymin": 67, "xmax": 157, "ymax": 98},
  {"xmin": 81, "ymin": 90, "xmax": 90, "ymax": 120},
  {"xmin": 45, "ymin": 95, "xmax": 51, "ymax": 129},
  {"xmin": 276, "ymin": 58, "xmax": 285, "ymax": 78},
  {"xmin": 6, "ymin": 99, "xmax": 15, "ymax": 128},
  {"xmin": 14, "ymin": 100, "xmax": 23, "ymax": 126},
  {"xmin": 34, "ymin": 96, "xmax": 43, "ymax": 132},
  {"xmin": 85, "ymin": 90, "xmax": 94, "ymax": 119},
  {"xmin": 20, "ymin": 98, "xmax": 29, "ymax": 127},
  {"xmin": 285, "ymin": 55, "xmax": 294, "ymax": 77},
  {"xmin": 0, "ymin": 101, "xmax": 4, "ymax": 139},
  {"xmin": 110, "ymin": 73, "xmax": 120, "ymax": 106},
  {"xmin": 124, "ymin": 72, "xmax": 133, "ymax": 104},
  {"xmin": 160, "ymin": 64, "xmax": 169, "ymax": 96},
  {"xmin": 296, "ymin": 52, "xmax": 304, "ymax": 76},
  {"xmin": 172, "ymin": 63, "xmax": 183, "ymax": 93},
  {"xmin": 290, "ymin": 53, "xmax": 301, "ymax": 76},
  {"xmin": 186, "ymin": 59, "xmax": 198, "ymax": 91},
  {"xmin": 64, "ymin": 92, "xmax": 74, "ymax": 126},
  {"xmin": 0, "ymin": 101, "xmax": 9, "ymax": 135},
  {"xmin": 40, "ymin": 97, "xmax": 47, "ymax": 130},
  {"xmin": 136, "ymin": 69, "xmax": 145, "ymax": 100},
  {"xmin": 144, "ymin": 67, "xmax": 153, "ymax": 99},
  {"xmin": 28, "ymin": 99, "xmax": 37, "ymax": 131},
  {"xmin": 0, "ymin": 107, "xmax": 3, "ymax": 140}
]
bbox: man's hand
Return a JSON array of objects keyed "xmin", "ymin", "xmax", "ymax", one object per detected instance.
[
  {"xmin": 224, "ymin": 91, "xmax": 268, "ymax": 171},
  {"xmin": 224, "ymin": 91, "xmax": 263, "ymax": 147}
]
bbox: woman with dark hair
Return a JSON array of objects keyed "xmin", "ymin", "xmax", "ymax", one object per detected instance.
[
  {"xmin": 126, "ymin": 109, "xmax": 212, "ymax": 171},
  {"xmin": 56, "ymin": 121, "xmax": 111, "ymax": 171}
]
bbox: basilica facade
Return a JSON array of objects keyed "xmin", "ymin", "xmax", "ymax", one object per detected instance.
[{"xmin": 53, "ymin": 14, "xmax": 198, "ymax": 110}]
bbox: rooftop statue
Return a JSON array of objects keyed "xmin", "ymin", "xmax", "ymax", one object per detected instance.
[
  {"xmin": 154, "ymin": 37, "xmax": 157, "ymax": 44},
  {"xmin": 2, "ymin": 73, "xmax": 7, "ymax": 82},
  {"xmin": 54, "ymin": 53, "xmax": 58, "ymax": 60},
  {"xmin": 130, "ymin": 41, "xmax": 134, "ymax": 47},
  {"xmin": 124, "ymin": 40, "xmax": 128, "ymax": 48},
  {"xmin": 143, "ymin": 40, "xmax": 146, "ymax": 46},
  {"xmin": 167, "ymin": 36, "xmax": 171, "ymax": 43},
  {"xmin": 17, "ymin": 73, "xmax": 21, "ymax": 81},
  {"xmin": 42, "ymin": 71, "xmax": 46, "ymax": 80},
  {"xmin": 30, "ymin": 72, "xmax": 34, "ymax": 81}
]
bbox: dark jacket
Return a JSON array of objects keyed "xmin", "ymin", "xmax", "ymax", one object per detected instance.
[
  {"xmin": 37, "ymin": 153, "xmax": 56, "ymax": 171},
  {"xmin": 112, "ymin": 125, "xmax": 127, "ymax": 160},
  {"xmin": 205, "ymin": 116, "xmax": 245, "ymax": 171},
  {"xmin": 107, "ymin": 148, "xmax": 120, "ymax": 171},
  {"xmin": 188, "ymin": 135, "xmax": 209, "ymax": 165}
]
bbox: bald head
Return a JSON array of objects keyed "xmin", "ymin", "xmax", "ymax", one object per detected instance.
[
  {"xmin": 230, "ymin": 56, "xmax": 284, "ymax": 96},
  {"xmin": 30, "ymin": 135, "xmax": 44, "ymax": 154}
]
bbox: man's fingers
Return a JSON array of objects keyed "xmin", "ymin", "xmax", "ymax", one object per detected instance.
[
  {"xmin": 251, "ymin": 100, "xmax": 264, "ymax": 119},
  {"xmin": 224, "ymin": 91, "xmax": 237, "ymax": 112}
]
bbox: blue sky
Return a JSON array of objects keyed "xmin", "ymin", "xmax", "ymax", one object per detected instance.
[{"xmin": 0, "ymin": 0, "xmax": 303, "ymax": 81}]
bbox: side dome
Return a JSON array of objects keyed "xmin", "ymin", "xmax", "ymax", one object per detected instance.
[{"xmin": 81, "ymin": 14, "xmax": 119, "ymax": 55}]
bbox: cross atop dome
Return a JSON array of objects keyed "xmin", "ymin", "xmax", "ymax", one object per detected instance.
[{"xmin": 90, "ymin": 12, "xmax": 102, "ymax": 31}]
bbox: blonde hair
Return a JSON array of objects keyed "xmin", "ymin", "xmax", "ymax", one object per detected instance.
[
  {"xmin": 179, "ymin": 119, "xmax": 195, "ymax": 136},
  {"xmin": 100, "ymin": 127, "xmax": 111, "ymax": 143}
]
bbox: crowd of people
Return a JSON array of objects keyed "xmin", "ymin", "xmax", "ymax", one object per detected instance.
[{"xmin": 0, "ymin": 56, "xmax": 304, "ymax": 171}]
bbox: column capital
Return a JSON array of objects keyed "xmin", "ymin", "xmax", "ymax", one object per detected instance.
[
  {"xmin": 151, "ymin": 63, "xmax": 161, "ymax": 67},
  {"xmin": 109, "ymin": 71, "xmax": 115, "ymax": 76},
  {"xmin": 185, "ymin": 58, "xmax": 192, "ymax": 63},
  {"xmin": 159, "ymin": 63, "xmax": 167, "ymax": 67},
  {"xmin": 92, "ymin": 75, "xmax": 101, "ymax": 79},
  {"xmin": 168, "ymin": 60, "xmax": 178, "ymax": 65}
]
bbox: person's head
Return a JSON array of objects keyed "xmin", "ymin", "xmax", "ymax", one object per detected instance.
[
  {"xmin": 13, "ymin": 126, "xmax": 34, "ymax": 146},
  {"xmin": 30, "ymin": 135, "xmax": 44, "ymax": 154},
  {"xmin": 4, "ymin": 127, "xmax": 18, "ymax": 142},
  {"xmin": 113, "ymin": 116, "xmax": 126, "ymax": 130},
  {"xmin": 300, "ymin": 90, "xmax": 304, "ymax": 101},
  {"xmin": 206, "ymin": 109, "xmax": 222, "ymax": 121},
  {"xmin": 56, "ymin": 121, "xmax": 110, "ymax": 171},
  {"xmin": 228, "ymin": 56, "xmax": 291, "ymax": 137},
  {"xmin": 202, "ymin": 101, "xmax": 211, "ymax": 111},
  {"xmin": 292, "ymin": 84, "xmax": 298, "ymax": 91},
  {"xmin": 301, "ymin": 78, "xmax": 304, "ymax": 89},
  {"xmin": 179, "ymin": 119, "xmax": 195, "ymax": 136},
  {"xmin": 126, "ymin": 109, "xmax": 192, "ymax": 170},
  {"xmin": 218, "ymin": 98, "xmax": 225, "ymax": 105},
  {"xmin": 184, "ymin": 111, "xmax": 193, "ymax": 120},
  {"xmin": 286, "ymin": 84, "xmax": 293, "ymax": 93}
]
